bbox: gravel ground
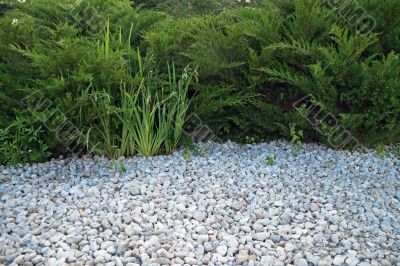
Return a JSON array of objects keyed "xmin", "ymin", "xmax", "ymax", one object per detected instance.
[{"xmin": 0, "ymin": 140, "xmax": 399, "ymax": 266}]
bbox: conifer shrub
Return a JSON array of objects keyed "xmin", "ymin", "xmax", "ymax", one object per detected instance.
[
  {"xmin": 0, "ymin": 0, "xmax": 399, "ymax": 164},
  {"xmin": 145, "ymin": 0, "xmax": 400, "ymax": 145}
]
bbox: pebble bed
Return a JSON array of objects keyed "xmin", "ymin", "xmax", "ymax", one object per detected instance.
[{"xmin": 0, "ymin": 141, "xmax": 399, "ymax": 266}]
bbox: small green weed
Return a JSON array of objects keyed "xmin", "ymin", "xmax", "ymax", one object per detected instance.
[
  {"xmin": 182, "ymin": 138, "xmax": 208, "ymax": 157},
  {"xmin": 375, "ymin": 144, "xmax": 389, "ymax": 158},
  {"xmin": 265, "ymin": 155, "xmax": 275, "ymax": 166},
  {"xmin": 111, "ymin": 160, "xmax": 127, "ymax": 173},
  {"xmin": 244, "ymin": 136, "xmax": 256, "ymax": 144},
  {"xmin": 190, "ymin": 143, "xmax": 208, "ymax": 157},
  {"xmin": 391, "ymin": 146, "xmax": 400, "ymax": 158},
  {"xmin": 183, "ymin": 150, "xmax": 191, "ymax": 160},
  {"xmin": 290, "ymin": 124, "xmax": 303, "ymax": 157},
  {"xmin": 0, "ymin": 118, "xmax": 50, "ymax": 165}
]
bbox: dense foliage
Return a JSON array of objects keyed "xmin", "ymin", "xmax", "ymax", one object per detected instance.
[{"xmin": 0, "ymin": 0, "xmax": 399, "ymax": 164}]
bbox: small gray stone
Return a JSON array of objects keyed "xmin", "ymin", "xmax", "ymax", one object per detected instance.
[
  {"xmin": 345, "ymin": 256, "xmax": 360, "ymax": 266},
  {"xmin": 285, "ymin": 242, "xmax": 298, "ymax": 252},
  {"xmin": 254, "ymin": 232, "xmax": 269, "ymax": 241},
  {"xmin": 116, "ymin": 242, "xmax": 129, "ymax": 255},
  {"xmin": 318, "ymin": 255, "xmax": 333, "ymax": 266},
  {"xmin": 311, "ymin": 203, "xmax": 320, "ymax": 212},
  {"xmin": 294, "ymin": 258, "xmax": 308, "ymax": 266},
  {"xmin": 129, "ymin": 187, "xmax": 141, "ymax": 196},
  {"xmin": 216, "ymin": 245, "xmax": 227, "ymax": 256},
  {"xmin": 236, "ymin": 251, "xmax": 249, "ymax": 264},
  {"xmin": 157, "ymin": 248, "xmax": 174, "ymax": 259},
  {"xmin": 269, "ymin": 207, "xmax": 281, "ymax": 217},
  {"xmin": 125, "ymin": 224, "xmax": 142, "ymax": 236},
  {"xmin": 5, "ymin": 248, "xmax": 17, "ymax": 262},
  {"xmin": 260, "ymin": 255, "xmax": 275, "ymax": 266},
  {"xmin": 333, "ymin": 255, "xmax": 346, "ymax": 265}
]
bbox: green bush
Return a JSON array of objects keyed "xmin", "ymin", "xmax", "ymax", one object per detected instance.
[
  {"xmin": 0, "ymin": 0, "xmax": 399, "ymax": 165},
  {"xmin": 83, "ymin": 22, "xmax": 197, "ymax": 157},
  {"xmin": 145, "ymin": 0, "xmax": 400, "ymax": 145},
  {"xmin": 0, "ymin": 118, "xmax": 50, "ymax": 165},
  {"xmin": 0, "ymin": 0, "xmax": 179, "ymax": 164},
  {"xmin": 132, "ymin": 0, "xmax": 255, "ymax": 17}
]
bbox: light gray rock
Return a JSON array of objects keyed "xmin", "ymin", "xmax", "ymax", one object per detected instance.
[
  {"xmin": 50, "ymin": 233, "xmax": 64, "ymax": 243},
  {"xmin": 216, "ymin": 245, "xmax": 227, "ymax": 256},
  {"xmin": 236, "ymin": 250, "xmax": 249, "ymax": 264},
  {"xmin": 346, "ymin": 256, "xmax": 360, "ymax": 266},
  {"xmin": 310, "ymin": 203, "xmax": 320, "ymax": 212},
  {"xmin": 254, "ymin": 232, "xmax": 269, "ymax": 241},
  {"xmin": 260, "ymin": 255, "xmax": 275, "ymax": 265},
  {"xmin": 157, "ymin": 248, "xmax": 174, "ymax": 259},
  {"xmin": 318, "ymin": 255, "xmax": 333, "ymax": 266},
  {"xmin": 101, "ymin": 241, "xmax": 114, "ymax": 250},
  {"xmin": 129, "ymin": 187, "xmax": 141, "ymax": 196},
  {"xmin": 116, "ymin": 242, "xmax": 129, "ymax": 255},
  {"xmin": 5, "ymin": 248, "xmax": 17, "ymax": 262},
  {"xmin": 125, "ymin": 224, "xmax": 142, "ymax": 236},
  {"xmin": 143, "ymin": 236, "xmax": 160, "ymax": 250},
  {"xmin": 294, "ymin": 258, "xmax": 308, "ymax": 266},
  {"xmin": 333, "ymin": 255, "xmax": 346, "ymax": 265},
  {"xmin": 0, "ymin": 141, "xmax": 398, "ymax": 265},
  {"xmin": 65, "ymin": 235, "xmax": 83, "ymax": 245},
  {"xmin": 269, "ymin": 207, "xmax": 281, "ymax": 217},
  {"xmin": 285, "ymin": 242, "xmax": 298, "ymax": 252}
]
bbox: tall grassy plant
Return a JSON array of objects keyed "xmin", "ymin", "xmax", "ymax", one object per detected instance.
[
  {"xmin": 86, "ymin": 22, "xmax": 196, "ymax": 157},
  {"xmin": 118, "ymin": 52, "xmax": 196, "ymax": 156},
  {"xmin": 163, "ymin": 63, "xmax": 196, "ymax": 153}
]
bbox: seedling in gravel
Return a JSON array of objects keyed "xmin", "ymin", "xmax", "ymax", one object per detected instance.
[
  {"xmin": 183, "ymin": 151, "xmax": 190, "ymax": 160},
  {"xmin": 375, "ymin": 144, "xmax": 389, "ymax": 158},
  {"xmin": 244, "ymin": 135, "xmax": 256, "ymax": 144},
  {"xmin": 265, "ymin": 155, "xmax": 275, "ymax": 166},
  {"xmin": 290, "ymin": 123, "xmax": 303, "ymax": 157},
  {"xmin": 190, "ymin": 143, "xmax": 208, "ymax": 157},
  {"xmin": 327, "ymin": 159, "xmax": 337, "ymax": 166},
  {"xmin": 111, "ymin": 160, "xmax": 127, "ymax": 173},
  {"xmin": 182, "ymin": 143, "xmax": 208, "ymax": 159},
  {"xmin": 392, "ymin": 146, "xmax": 400, "ymax": 158},
  {"xmin": 374, "ymin": 144, "xmax": 400, "ymax": 159}
]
